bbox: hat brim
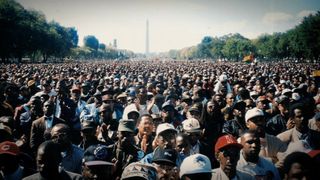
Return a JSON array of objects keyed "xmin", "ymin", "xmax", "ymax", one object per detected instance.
[
  {"xmin": 118, "ymin": 127, "xmax": 135, "ymax": 133},
  {"xmin": 184, "ymin": 129, "xmax": 202, "ymax": 133},
  {"xmin": 157, "ymin": 129, "xmax": 177, "ymax": 136},
  {"xmin": 217, "ymin": 143, "xmax": 243, "ymax": 152},
  {"xmin": 153, "ymin": 159, "xmax": 176, "ymax": 166},
  {"xmin": 85, "ymin": 160, "xmax": 113, "ymax": 166}
]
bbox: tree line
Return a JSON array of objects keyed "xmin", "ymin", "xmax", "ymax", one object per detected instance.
[
  {"xmin": 167, "ymin": 11, "xmax": 320, "ymax": 62},
  {"xmin": 0, "ymin": 0, "xmax": 132, "ymax": 63}
]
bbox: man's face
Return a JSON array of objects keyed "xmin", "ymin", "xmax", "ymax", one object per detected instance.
[
  {"xmin": 293, "ymin": 108, "xmax": 308, "ymax": 132},
  {"xmin": 43, "ymin": 84, "xmax": 51, "ymax": 94},
  {"xmin": 100, "ymin": 107, "xmax": 113, "ymax": 123},
  {"xmin": 51, "ymin": 127, "xmax": 69, "ymax": 150},
  {"xmin": 138, "ymin": 116, "xmax": 153, "ymax": 136},
  {"xmin": 71, "ymin": 91, "xmax": 81, "ymax": 100},
  {"xmin": 37, "ymin": 149, "xmax": 60, "ymax": 176},
  {"xmin": 246, "ymin": 116, "xmax": 266, "ymax": 137},
  {"xmin": 185, "ymin": 131, "xmax": 201, "ymax": 146},
  {"xmin": 226, "ymin": 94, "xmax": 234, "ymax": 105},
  {"xmin": 287, "ymin": 162, "xmax": 308, "ymax": 180},
  {"xmin": 217, "ymin": 147, "xmax": 240, "ymax": 176},
  {"xmin": 153, "ymin": 162, "xmax": 178, "ymax": 180},
  {"xmin": 176, "ymin": 136, "xmax": 190, "ymax": 157},
  {"xmin": 157, "ymin": 131, "xmax": 176, "ymax": 149},
  {"xmin": 233, "ymin": 108, "xmax": 244, "ymax": 118},
  {"xmin": 256, "ymin": 100, "xmax": 269, "ymax": 110},
  {"xmin": 82, "ymin": 164, "xmax": 113, "ymax": 180},
  {"xmin": 30, "ymin": 99, "xmax": 42, "ymax": 113},
  {"xmin": 43, "ymin": 101, "xmax": 54, "ymax": 116},
  {"xmin": 206, "ymin": 102, "xmax": 215, "ymax": 115},
  {"xmin": 161, "ymin": 107, "xmax": 175, "ymax": 121},
  {"xmin": 241, "ymin": 133, "xmax": 260, "ymax": 160}
]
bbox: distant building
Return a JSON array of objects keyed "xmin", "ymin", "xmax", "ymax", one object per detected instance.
[{"xmin": 113, "ymin": 39, "xmax": 117, "ymax": 49}]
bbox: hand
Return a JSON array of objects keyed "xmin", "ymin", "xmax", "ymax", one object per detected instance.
[
  {"xmin": 147, "ymin": 97, "xmax": 155, "ymax": 114},
  {"xmin": 141, "ymin": 132, "xmax": 148, "ymax": 153},
  {"xmin": 134, "ymin": 98, "xmax": 140, "ymax": 111},
  {"xmin": 286, "ymin": 118, "xmax": 295, "ymax": 129}
]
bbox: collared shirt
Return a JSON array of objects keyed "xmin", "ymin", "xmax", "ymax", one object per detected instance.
[
  {"xmin": 190, "ymin": 141, "xmax": 200, "ymax": 155},
  {"xmin": 211, "ymin": 167, "xmax": 255, "ymax": 180},
  {"xmin": 237, "ymin": 150, "xmax": 281, "ymax": 180},
  {"xmin": 44, "ymin": 115, "xmax": 54, "ymax": 128}
]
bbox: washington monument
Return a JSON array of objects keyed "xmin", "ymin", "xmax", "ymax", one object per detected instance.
[{"xmin": 145, "ymin": 19, "xmax": 149, "ymax": 56}]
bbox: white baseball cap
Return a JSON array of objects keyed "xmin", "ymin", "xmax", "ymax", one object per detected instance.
[
  {"xmin": 182, "ymin": 118, "xmax": 201, "ymax": 132},
  {"xmin": 156, "ymin": 123, "xmax": 177, "ymax": 136},
  {"xmin": 219, "ymin": 74, "xmax": 228, "ymax": 82},
  {"xmin": 245, "ymin": 107, "xmax": 264, "ymax": 122},
  {"xmin": 179, "ymin": 154, "xmax": 212, "ymax": 178}
]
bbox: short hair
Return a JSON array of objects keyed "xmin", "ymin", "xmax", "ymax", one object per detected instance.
[
  {"xmin": 51, "ymin": 123, "xmax": 70, "ymax": 134},
  {"xmin": 283, "ymin": 152, "xmax": 312, "ymax": 174},
  {"xmin": 37, "ymin": 140, "xmax": 62, "ymax": 163},
  {"xmin": 289, "ymin": 103, "xmax": 305, "ymax": 118}
]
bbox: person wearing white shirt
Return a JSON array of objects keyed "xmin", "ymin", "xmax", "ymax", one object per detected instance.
[{"xmin": 237, "ymin": 130, "xmax": 281, "ymax": 180}]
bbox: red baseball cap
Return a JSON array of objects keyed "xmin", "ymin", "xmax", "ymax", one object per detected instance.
[
  {"xmin": 215, "ymin": 135, "xmax": 243, "ymax": 152},
  {"xmin": 308, "ymin": 150, "xmax": 320, "ymax": 158},
  {"xmin": 0, "ymin": 141, "xmax": 19, "ymax": 156}
]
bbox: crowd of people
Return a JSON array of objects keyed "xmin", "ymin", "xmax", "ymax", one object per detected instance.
[{"xmin": 0, "ymin": 60, "xmax": 319, "ymax": 180}]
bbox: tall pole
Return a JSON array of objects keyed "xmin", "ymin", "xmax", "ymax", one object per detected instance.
[{"xmin": 146, "ymin": 19, "xmax": 149, "ymax": 56}]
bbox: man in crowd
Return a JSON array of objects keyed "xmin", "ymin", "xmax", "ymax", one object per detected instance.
[
  {"xmin": 212, "ymin": 134, "xmax": 254, "ymax": 180},
  {"xmin": 51, "ymin": 123, "xmax": 83, "ymax": 174},
  {"xmin": 23, "ymin": 140, "xmax": 82, "ymax": 180},
  {"xmin": 134, "ymin": 114, "xmax": 154, "ymax": 154},
  {"xmin": 237, "ymin": 130, "xmax": 281, "ymax": 179},
  {"xmin": 30, "ymin": 100, "xmax": 65, "ymax": 155}
]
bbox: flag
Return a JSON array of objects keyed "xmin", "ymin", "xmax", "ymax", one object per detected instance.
[
  {"xmin": 243, "ymin": 54, "xmax": 254, "ymax": 63},
  {"xmin": 313, "ymin": 70, "xmax": 320, "ymax": 77}
]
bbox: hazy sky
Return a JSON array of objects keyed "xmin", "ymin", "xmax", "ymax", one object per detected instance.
[{"xmin": 17, "ymin": 0, "xmax": 320, "ymax": 53}]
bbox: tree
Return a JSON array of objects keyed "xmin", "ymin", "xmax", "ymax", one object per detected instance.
[{"xmin": 84, "ymin": 35, "xmax": 99, "ymax": 51}]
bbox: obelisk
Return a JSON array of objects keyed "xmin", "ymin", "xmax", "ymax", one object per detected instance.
[{"xmin": 146, "ymin": 20, "xmax": 149, "ymax": 56}]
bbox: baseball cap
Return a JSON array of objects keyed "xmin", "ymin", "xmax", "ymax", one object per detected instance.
[
  {"xmin": 215, "ymin": 134, "xmax": 243, "ymax": 152},
  {"xmin": 81, "ymin": 120, "xmax": 97, "ymax": 131},
  {"xmin": 121, "ymin": 162, "xmax": 157, "ymax": 180},
  {"xmin": 156, "ymin": 123, "xmax": 177, "ymax": 136},
  {"xmin": 27, "ymin": 80, "xmax": 36, "ymax": 87},
  {"xmin": 162, "ymin": 101, "xmax": 175, "ymax": 110},
  {"xmin": 276, "ymin": 95, "xmax": 290, "ymax": 105},
  {"xmin": 179, "ymin": 154, "xmax": 211, "ymax": 178},
  {"xmin": 118, "ymin": 119, "xmax": 135, "ymax": 133},
  {"xmin": 83, "ymin": 144, "xmax": 113, "ymax": 166},
  {"xmin": 152, "ymin": 148, "xmax": 177, "ymax": 166},
  {"xmin": 245, "ymin": 107, "xmax": 264, "ymax": 122},
  {"xmin": 117, "ymin": 92, "xmax": 127, "ymax": 99},
  {"xmin": 0, "ymin": 141, "xmax": 19, "ymax": 156},
  {"xmin": 282, "ymin": 88, "xmax": 292, "ymax": 96},
  {"xmin": 219, "ymin": 74, "xmax": 228, "ymax": 82},
  {"xmin": 308, "ymin": 150, "xmax": 320, "ymax": 158},
  {"xmin": 182, "ymin": 118, "xmax": 201, "ymax": 133}
]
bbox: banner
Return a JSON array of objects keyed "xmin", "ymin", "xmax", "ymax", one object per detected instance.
[{"xmin": 243, "ymin": 54, "xmax": 254, "ymax": 63}]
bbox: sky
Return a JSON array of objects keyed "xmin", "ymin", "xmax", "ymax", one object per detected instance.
[{"xmin": 17, "ymin": 0, "xmax": 320, "ymax": 54}]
